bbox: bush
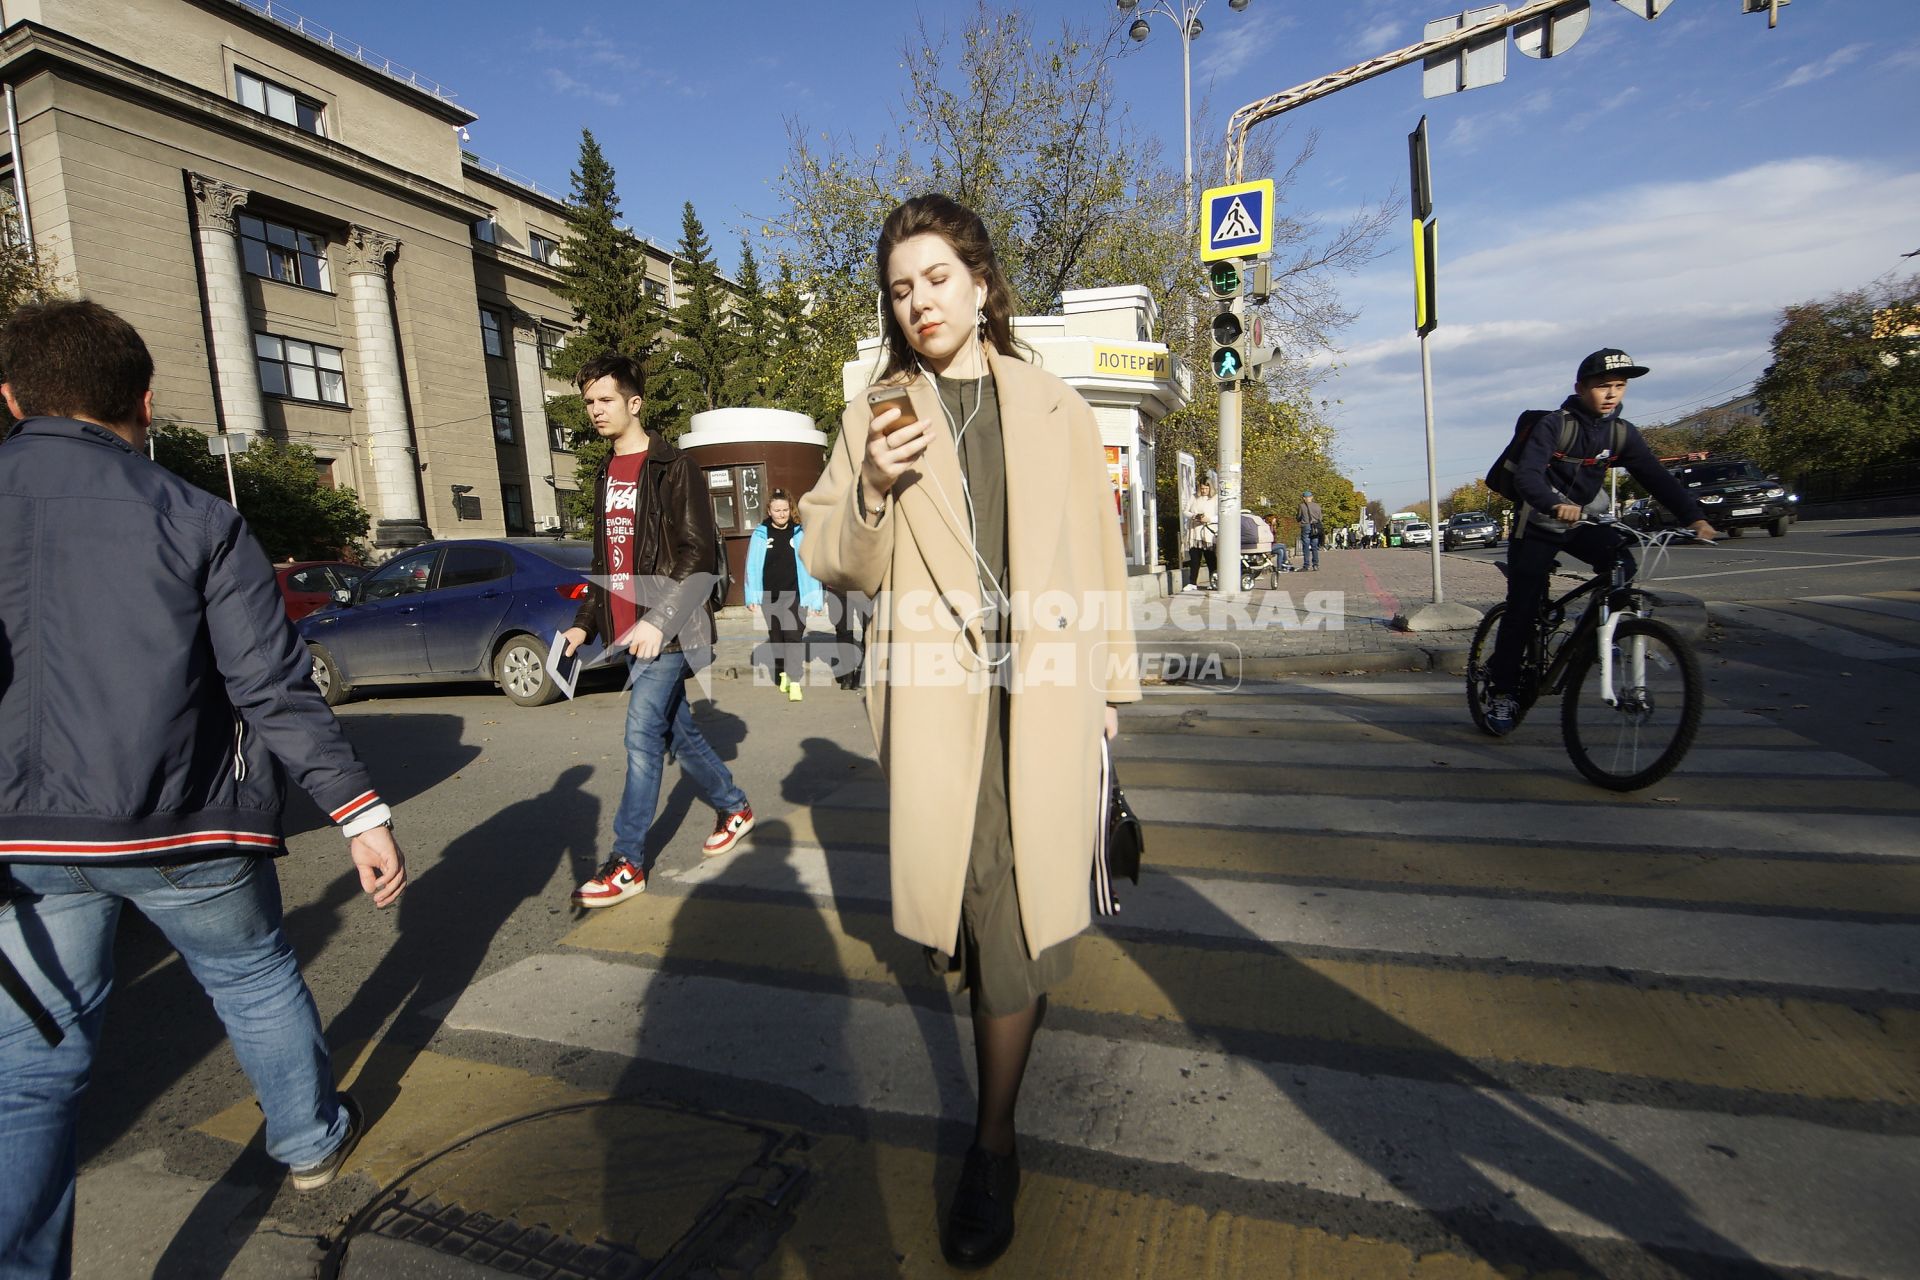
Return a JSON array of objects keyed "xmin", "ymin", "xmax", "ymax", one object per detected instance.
[{"xmin": 149, "ymin": 423, "xmax": 371, "ymax": 561}]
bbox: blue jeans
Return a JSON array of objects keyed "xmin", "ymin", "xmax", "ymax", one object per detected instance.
[
  {"xmin": 1302, "ymin": 534, "xmax": 1320, "ymax": 570},
  {"xmin": 0, "ymin": 855, "xmax": 345, "ymax": 1278},
  {"xmin": 614, "ymin": 649, "xmax": 747, "ymax": 861}
]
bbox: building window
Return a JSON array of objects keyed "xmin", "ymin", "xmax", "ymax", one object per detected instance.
[
  {"xmin": 238, "ymin": 214, "xmax": 331, "ymax": 291},
  {"xmin": 704, "ymin": 463, "xmax": 764, "ymax": 535},
  {"xmin": 480, "ymin": 308, "xmax": 505, "ymax": 359},
  {"xmin": 473, "ymin": 217, "xmax": 497, "ymax": 244},
  {"xmin": 549, "ymin": 417, "xmax": 575, "ymax": 451},
  {"xmin": 502, "ymin": 484, "xmax": 526, "ymax": 533},
  {"xmin": 235, "ymin": 68, "xmax": 325, "ymax": 136},
  {"xmin": 255, "ymin": 333, "xmax": 347, "ymax": 406},
  {"xmin": 537, "ymin": 327, "xmax": 557, "ymax": 371},
  {"xmin": 529, "ymin": 231, "xmax": 559, "ymax": 265},
  {"xmin": 490, "ymin": 394, "xmax": 515, "ymax": 443},
  {"xmin": 314, "ymin": 456, "xmax": 336, "ymax": 488},
  {"xmin": 643, "ymin": 278, "xmax": 666, "ymax": 303}
]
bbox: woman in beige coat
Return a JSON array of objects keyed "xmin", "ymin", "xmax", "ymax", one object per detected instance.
[{"xmin": 799, "ymin": 193, "xmax": 1139, "ymax": 1268}]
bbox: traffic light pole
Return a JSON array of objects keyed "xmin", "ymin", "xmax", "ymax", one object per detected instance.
[
  {"xmin": 1419, "ymin": 329, "xmax": 1442, "ymax": 604},
  {"xmin": 1216, "ymin": 382, "xmax": 1241, "ymax": 594}
]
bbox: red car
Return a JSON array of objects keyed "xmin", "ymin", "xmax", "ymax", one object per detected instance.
[{"xmin": 276, "ymin": 561, "xmax": 366, "ymax": 622}]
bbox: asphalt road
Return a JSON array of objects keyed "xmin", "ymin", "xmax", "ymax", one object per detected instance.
[{"xmin": 60, "ymin": 555, "xmax": 1920, "ymax": 1278}]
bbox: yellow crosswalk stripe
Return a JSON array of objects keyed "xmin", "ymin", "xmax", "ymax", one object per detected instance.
[
  {"xmin": 753, "ymin": 807, "xmax": 1920, "ymax": 917},
  {"xmin": 564, "ymin": 896, "xmax": 1920, "ymax": 1105}
]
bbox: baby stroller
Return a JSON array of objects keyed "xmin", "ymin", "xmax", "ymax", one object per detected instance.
[{"xmin": 1238, "ymin": 513, "xmax": 1287, "ymax": 588}]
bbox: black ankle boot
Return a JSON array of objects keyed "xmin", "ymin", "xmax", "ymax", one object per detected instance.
[{"xmin": 943, "ymin": 1144, "xmax": 1019, "ymax": 1268}]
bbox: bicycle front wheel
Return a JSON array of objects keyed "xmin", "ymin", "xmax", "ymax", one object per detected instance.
[{"xmin": 1560, "ymin": 616, "xmax": 1702, "ymax": 791}]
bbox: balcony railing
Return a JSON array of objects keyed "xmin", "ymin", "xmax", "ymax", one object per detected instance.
[{"xmin": 222, "ymin": 0, "xmax": 458, "ymax": 102}]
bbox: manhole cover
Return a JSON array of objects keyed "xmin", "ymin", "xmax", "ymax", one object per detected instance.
[{"xmin": 322, "ymin": 1100, "xmax": 809, "ymax": 1279}]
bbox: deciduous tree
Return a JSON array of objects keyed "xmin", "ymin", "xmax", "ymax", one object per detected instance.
[
  {"xmin": 149, "ymin": 423, "xmax": 370, "ymax": 561},
  {"xmin": 1753, "ymin": 273, "xmax": 1920, "ymax": 474}
]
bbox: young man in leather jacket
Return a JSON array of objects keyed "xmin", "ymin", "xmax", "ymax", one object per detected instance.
[
  {"xmin": 559, "ymin": 354, "xmax": 752, "ymax": 906},
  {"xmin": 1485, "ymin": 348, "xmax": 1719, "ymax": 735}
]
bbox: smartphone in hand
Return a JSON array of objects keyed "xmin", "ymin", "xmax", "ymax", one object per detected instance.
[{"xmin": 866, "ymin": 386, "xmax": 917, "ymax": 427}]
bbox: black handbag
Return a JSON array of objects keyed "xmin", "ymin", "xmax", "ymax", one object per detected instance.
[{"xmin": 1092, "ymin": 738, "xmax": 1143, "ymax": 916}]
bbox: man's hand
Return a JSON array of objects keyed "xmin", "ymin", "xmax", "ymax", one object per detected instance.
[
  {"xmin": 626, "ymin": 618, "xmax": 665, "ymax": 661},
  {"xmin": 350, "ymin": 825, "xmax": 406, "ymax": 908},
  {"xmin": 1552, "ymin": 503, "xmax": 1584, "ymax": 523},
  {"xmin": 561, "ymin": 626, "xmax": 588, "ymax": 657},
  {"xmin": 1689, "ymin": 519, "xmax": 1721, "ymax": 542}
]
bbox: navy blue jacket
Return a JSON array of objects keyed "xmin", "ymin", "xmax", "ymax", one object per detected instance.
[
  {"xmin": 0, "ymin": 417, "xmax": 381, "ymax": 863},
  {"xmin": 1513, "ymin": 396, "xmax": 1704, "ymax": 542}
]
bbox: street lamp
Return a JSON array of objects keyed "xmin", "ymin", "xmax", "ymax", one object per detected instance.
[{"xmin": 1115, "ymin": 0, "xmax": 1261, "ymax": 233}]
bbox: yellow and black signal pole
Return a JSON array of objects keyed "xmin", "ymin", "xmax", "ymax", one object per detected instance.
[{"xmin": 1410, "ymin": 115, "xmax": 1446, "ymax": 606}]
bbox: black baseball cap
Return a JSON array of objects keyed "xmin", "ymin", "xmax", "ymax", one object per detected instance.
[{"xmin": 1577, "ymin": 348, "xmax": 1650, "ymax": 381}]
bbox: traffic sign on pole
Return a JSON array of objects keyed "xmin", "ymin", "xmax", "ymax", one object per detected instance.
[
  {"xmin": 1514, "ymin": 1, "xmax": 1589, "ymax": 58},
  {"xmin": 1200, "ymin": 179, "xmax": 1274, "ymax": 262},
  {"xmin": 1422, "ymin": 6, "xmax": 1509, "ymax": 98},
  {"xmin": 1411, "ymin": 218, "xmax": 1438, "ymax": 337},
  {"xmin": 1612, "ymin": 0, "xmax": 1673, "ymax": 17}
]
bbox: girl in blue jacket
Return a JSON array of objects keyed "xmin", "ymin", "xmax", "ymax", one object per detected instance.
[{"xmin": 743, "ymin": 490, "xmax": 824, "ymax": 700}]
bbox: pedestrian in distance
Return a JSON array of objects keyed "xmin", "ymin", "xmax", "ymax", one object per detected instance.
[
  {"xmin": 1297, "ymin": 489, "xmax": 1323, "ymax": 570},
  {"xmin": 0, "ymin": 300, "xmax": 407, "ymax": 1277},
  {"xmin": 799, "ymin": 193, "xmax": 1140, "ymax": 1269},
  {"xmin": 1182, "ymin": 479, "xmax": 1218, "ymax": 591},
  {"xmin": 561, "ymin": 353, "xmax": 753, "ymax": 908},
  {"xmin": 743, "ymin": 490, "xmax": 825, "ymax": 702},
  {"xmin": 1483, "ymin": 348, "xmax": 1720, "ymax": 735}
]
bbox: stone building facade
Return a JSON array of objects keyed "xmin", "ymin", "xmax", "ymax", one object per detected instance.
[{"xmin": 0, "ymin": 0, "xmax": 684, "ymax": 548}]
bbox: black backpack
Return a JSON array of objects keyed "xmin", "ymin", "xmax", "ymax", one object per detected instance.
[{"xmin": 1486, "ymin": 409, "xmax": 1625, "ymax": 502}]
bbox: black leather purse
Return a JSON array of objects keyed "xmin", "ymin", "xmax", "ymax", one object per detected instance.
[{"xmin": 1093, "ymin": 738, "xmax": 1143, "ymax": 916}]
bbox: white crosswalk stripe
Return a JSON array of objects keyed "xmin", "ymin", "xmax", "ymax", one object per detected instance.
[
  {"xmin": 1710, "ymin": 598, "xmax": 1920, "ymax": 660},
  {"xmin": 438, "ymin": 675, "xmax": 1920, "ymax": 1278}
]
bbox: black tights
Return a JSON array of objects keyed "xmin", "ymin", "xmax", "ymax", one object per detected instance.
[{"xmin": 971, "ymin": 996, "xmax": 1044, "ymax": 1156}]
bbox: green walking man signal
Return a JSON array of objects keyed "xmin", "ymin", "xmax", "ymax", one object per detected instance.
[{"xmin": 1209, "ymin": 256, "xmax": 1248, "ymax": 384}]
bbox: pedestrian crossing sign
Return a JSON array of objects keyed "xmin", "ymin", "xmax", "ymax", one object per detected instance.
[{"xmin": 1200, "ymin": 179, "xmax": 1274, "ymax": 262}]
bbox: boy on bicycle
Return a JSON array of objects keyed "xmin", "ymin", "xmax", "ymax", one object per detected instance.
[{"xmin": 1485, "ymin": 348, "xmax": 1719, "ymax": 735}]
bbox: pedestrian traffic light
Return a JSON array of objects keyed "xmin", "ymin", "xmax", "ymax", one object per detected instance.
[
  {"xmin": 1208, "ymin": 256, "xmax": 1248, "ymax": 384},
  {"xmin": 1210, "ymin": 307, "xmax": 1245, "ymax": 382}
]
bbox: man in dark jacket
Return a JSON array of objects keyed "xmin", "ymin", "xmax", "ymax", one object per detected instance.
[
  {"xmin": 1484, "ymin": 348, "xmax": 1719, "ymax": 734},
  {"xmin": 560, "ymin": 354, "xmax": 751, "ymax": 908},
  {"xmin": 0, "ymin": 301, "xmax": 406, "ymax": 1275}
]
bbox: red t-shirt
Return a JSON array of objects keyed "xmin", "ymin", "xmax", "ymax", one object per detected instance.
[{"xmin": 604, "ymin": 450, "xmax": 647, "ymax": 643}]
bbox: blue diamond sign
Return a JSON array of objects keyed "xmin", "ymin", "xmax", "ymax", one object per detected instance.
[{"xmin": 1200, "ymin": 179, "xmax": 1274, "ymax": 263}]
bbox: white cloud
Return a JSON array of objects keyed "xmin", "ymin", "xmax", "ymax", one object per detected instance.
[
  {"xmin": 1354, "ymin": 19, "xmax": 1407, "ymax": 54},
  {"xmin": 1443, "ymin": 89, "xmax": 1555, "ymax": 152},
  {"xmin": 1780, "ymin": 43, "xmax": 1868, "ymax": 90},
  {"xmin": 546, "ymin": 68, "xmax": 622, "ymax": 109},
  {"xmin": 1316, "ymin": 157, "xmax": 1920, "ymax": 506},
  {"xmin": 1193, "ymin": 10, "xmax": 1297, "ymax": 83}
]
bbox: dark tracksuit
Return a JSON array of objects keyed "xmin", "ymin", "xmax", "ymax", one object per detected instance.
[{"xmin": 1488, "ymin": 396, "xmax": 1704, "ymax": 693}]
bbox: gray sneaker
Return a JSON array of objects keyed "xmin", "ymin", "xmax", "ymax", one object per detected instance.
[
  {"xmin": 290, "ymin": 1093, "xmax": 364, "ymax": 1192},
  {"xmin": 1486, "ymin": 693, "xmax": 1520, "ymax": 737}
]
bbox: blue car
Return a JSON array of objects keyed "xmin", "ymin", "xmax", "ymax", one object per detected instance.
[{"xmin": 300, "ymin": 538, "xmax": 595, "ymax": 707}]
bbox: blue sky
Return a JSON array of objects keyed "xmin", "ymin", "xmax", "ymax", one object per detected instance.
[{"xmin": 293, "ymin": 0, "xmax": 1919, "ymax": 507}]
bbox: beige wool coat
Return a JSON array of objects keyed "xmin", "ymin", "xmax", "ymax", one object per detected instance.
[{"xmin": 799, "ymin": 348, "xmax": 1142, "ymax": 958}]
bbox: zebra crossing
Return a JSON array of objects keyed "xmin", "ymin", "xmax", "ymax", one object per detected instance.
[
  {"xmin": 422, "ymin": 675, "xmax": 1919, "ymax": 1278},
  {"xmin": 1706, "ymin": 590, "xmax": 1920, "ymax": 662}
]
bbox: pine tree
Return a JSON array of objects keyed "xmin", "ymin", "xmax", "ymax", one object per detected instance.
[
  {"xmin": 766, "ymin": 257, "xmax": 814, "ymax": 416},
  {"xmin": 548, "ymin": 129, "xmax": 657, "ymax": 527},
  {"xmin": 660, "ymin": 202, "xmax": 734, "ymax": 434},
  {"xmin": 550, "ymin": 129, "xmax": 653, "ymax": 375},
  {"xmin": 723, "ymin": 236, "xmax": 774, "ymax": 407}
]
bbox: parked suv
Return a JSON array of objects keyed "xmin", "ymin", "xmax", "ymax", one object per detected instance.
[
  {"xmin": 1660, "ymin": 459, "xmax": 1795, "ymax": 538},
  {"xmin": 1443, "ymin": 510, "xmax": 1500, "ymax": 550}
]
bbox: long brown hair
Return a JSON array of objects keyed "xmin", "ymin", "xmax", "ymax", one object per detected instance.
[{"xmin": 874, "ymin": 194, "xmax": 1021, "ymax": 381}]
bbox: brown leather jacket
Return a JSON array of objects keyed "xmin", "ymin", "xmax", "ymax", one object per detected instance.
[{"xmin": 571, "ymin": 431, "xmax": 718, "ymax": 662}]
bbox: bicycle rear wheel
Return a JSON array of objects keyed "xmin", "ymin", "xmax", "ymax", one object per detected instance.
[
  {"xmin": 1560, "ymin": 616, "xmax": 1702, "ymax": 791},
  {"xmin": 1465, "ymin": 603, "xmax": 1532, "ymax": 736}
]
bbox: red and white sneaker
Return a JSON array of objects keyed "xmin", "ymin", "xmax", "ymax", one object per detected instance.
[
  {"xmin": 702, "ymin": 805, "xmax": 755, "ymax": 858},
  {"xmin": 573, "ymin": 856, "xmax": 645, "ymax": 908}
]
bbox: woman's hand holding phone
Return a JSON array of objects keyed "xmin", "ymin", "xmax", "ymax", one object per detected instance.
[{"xmin": 860, "ymin": 388, "xmax": 929, "ymax": 514}]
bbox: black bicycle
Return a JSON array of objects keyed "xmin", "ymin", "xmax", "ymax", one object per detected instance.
[{"xmin": 1465, "ymin": 518, "xmax": 1707, "ymax": 791}]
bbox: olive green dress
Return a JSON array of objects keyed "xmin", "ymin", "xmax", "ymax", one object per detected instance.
[{"xmin": 923, "ymin": 371, "xmax": 1075, "ymax": 1016}]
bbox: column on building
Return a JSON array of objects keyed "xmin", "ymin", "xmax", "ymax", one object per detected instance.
[
  {"xmin": 338, "ymin": 225, "xmax": 428, "ymax": 545},
  {"xmin": 186, "ymin": 173, "xmax": 266, "ymax": 439},
  {"xmin": 509, "ymin": 312, "xmax": 560, "ymax": 533}
]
